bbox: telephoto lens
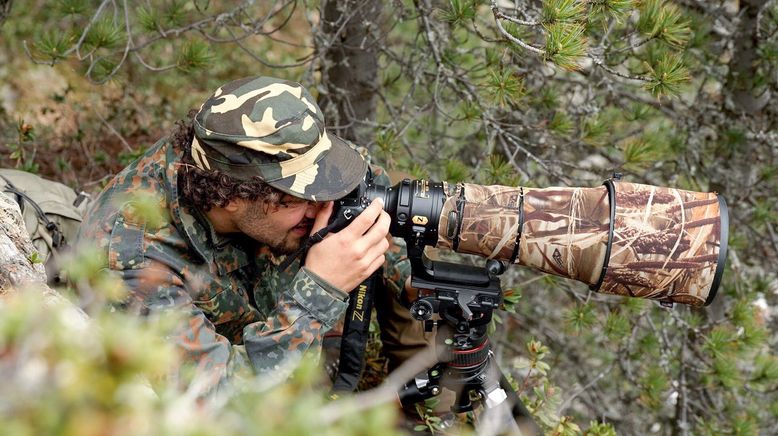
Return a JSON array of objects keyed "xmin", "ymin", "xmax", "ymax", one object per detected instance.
[{"xmin": 335, "ymin": 173, "xmax": 727, "ymax": 307}]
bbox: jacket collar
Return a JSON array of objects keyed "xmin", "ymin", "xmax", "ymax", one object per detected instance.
[{"xmin": 160, "ymin": 140, "xmax": 248, "ymax": 276}]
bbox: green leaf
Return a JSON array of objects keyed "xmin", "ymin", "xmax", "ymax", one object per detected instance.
[
  {"xmin": 751, "ymin": 354, "xmax": 778, "ymax": 386},
  {"xmin": 32, "ymin": 31, "xmax": 73, "ymax": 62},
  {"xmin": 643, "ymin": 53, "xmax": 690, "ymax": 97},
  {"xmin": 84, "ymin": 18, "xmax": 124, "ymax": 51},
  {"xmin": 621, "ymin": 137, "xmax": 659, "ymax": 168},
  {"xmin": 639, "ymin": 365, "xmax": 669, "ymax": 408},
  {"xmin": 549, "ymin": 111, "xmax": 573, "ymax": 136},
  {"xmin": 566, "ymin": 303, "xmax": 596, "ymax": 333},
  {"xmin": 585, "ymin": 420, "xmax": 618, "ymax": 436},
  {"xmin": 637, "ymin": 0, "xmax": 691, "ymax": 47},
  {"xmin": 582, "ymin": 115, "xmax": 609, "ymax": 146},
  {"xmin": 711, "ymin": 355, "xmax": 740, "ymax": 388},
  {"xmin": 55, "ymin": 0, "xmax": 89, "ymax": 16},
  {"xmin": 484, "ymin": 68, "xmax": 525, "ymax": 107},
  {"xmin": 136, "ymin": 5, "xmax": 161, "ymax": 33},
  {"xmin": 542, "ymin": 0, "xmax": 587, "ymax": 24},
  {"xmin": 162, "ymin": 0, "xmax": 189, "ymax": 28},
  {"xmin": 439, "ymin": 0, "xmax": 476, "ymax": 27},
  {"xmin": 28, "ymin": 252, "xmax": 43, "ymax": 264},
  {"xmin": 589, "ymin": 0, "xmax": 634, "ymax": 22},
  {"xmin": 544, "ymin": 22, "xmax": 587, "ymax": 70},
  {"xmin": 444, "ymin": 159, "xmax": 471, "ymax": 183},
  {"xmin": 482, "ymin": 154, "xmax": 521, "ymax": 186},
  {"xmin": 176, "ymin": 39, "xmax": 213, "ymax": 73},
  {"xmin": 704, "ymin": 326, "xmax": 736, "ymax": 357},
  {"xmin": 604, "ymin": 312, "xmax": 630, "ymax": 339}
]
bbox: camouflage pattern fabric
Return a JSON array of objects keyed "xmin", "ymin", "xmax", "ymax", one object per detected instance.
[
  {"xmin": 436, "ymin": 182, "xmax": 724, "ymax": 307},
  {"xmin": 76, "ymin": 139, "xmax": 410, "ymax": 393},
  {"xmin": 192, "ymin": 76, "xmax": 367, "ymax": 201},
  {"xmin": 599, "ymin": 181, "xmax": 723, "ymax": 306}
]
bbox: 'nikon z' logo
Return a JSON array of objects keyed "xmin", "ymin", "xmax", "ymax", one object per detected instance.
[{"xmin": 351, "ymin": 284, "xmax": 367, "ymax": 322}]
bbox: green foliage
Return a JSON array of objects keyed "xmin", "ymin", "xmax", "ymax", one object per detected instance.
[
  {"xmin": 643, "ymin": 52, "xmax": 690, "ymax": 97},
  {"xmin": 375, "ymin": 129, "xmax": 400, "ymax": 168},
  {"xmin": 7, "ymin": 119, "xmax": 40, "ymax": 174},
  {"xmin": 481, "ymin": 155, "xmax": 522, "ymax": 186},
  {"xmin": 750, "ymin": 354, "xmax": 778, "ymax": 389},
  {"xmin": 604, "ymin": 311, "xmax": 629, "ymax": 339},
  {"xmin": 0, "ymin": 292, "xmax": 400, "ymax": 435},
  {"xmin": 589, "ymin": 0, "xmax": 634, "ymax": 22},
  {"xmin": 484, "ymin": 68, "xmax": 525, "ymax": 107},
  {"xmin": 83, "ymin": 18, "xmax": 123, "ymax": 52},
  {"xmin": 637, "ymin": 0, "xmax": 692, "ymax": 47},
  {"xmin": 443, "ymin": 158, "xmax": 471, "ymax": 182},
  {"xmin": 31, "ymin": 31, "xmax": 73, "ymax": 62},
  {"xmin": 566, "ymin": 303, "xmax": 596, "ymax": 333},
  {"xmin": 549, "ymin": 110, "xmax": 574, "ymax": 136},
  {"xmin": 620, "ymin": 135, "xmax": 664, "ymax": 170},
  {"xmin": 439, "ymin": 0, "xmax": 476, "ymax": 27},
  {"xmin": 639, "ymin": 365, "xmax": 669, "ymax": 409},
  {"xmin": 584, "ymin": 420, "xmax": 617, "ymax": 435},
  {"xmin": 581, "ymin": 115, "xmax": 609, "ymax": 146},
  {"xmin": 501, "ymin": 288, "xmax": 522, "ymax": 313},
  {"xmin": 176, "ymin": 39, "xmax": 213, "ymax": 73},
  {"xmin": 543, "ymin": 22, "xmax": 587, "ymax": 70},
  {"xmin": 28, "ymin": 251, "xmax": 43, "ymax": 264},
  {"xmin": 55, "ymin": 0, "xmax": 89, "ymax": 17},
  {"xmin": 542, "ymin": 0, "xmax": 587, "ymax": 24}
]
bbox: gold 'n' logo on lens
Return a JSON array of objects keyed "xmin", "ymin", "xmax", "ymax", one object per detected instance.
[{"xmin": 412, "ymin": 215, "xmax": 429, "ymax": 225}]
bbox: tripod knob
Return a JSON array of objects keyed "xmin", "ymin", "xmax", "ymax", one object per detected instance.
[
  {"xmin": 486, "ymin": 259, "xmax": 507, "ymax": 276},
  {"xmin": 410, "ymin": 299, "xmax": 434, "ymax": 321}
]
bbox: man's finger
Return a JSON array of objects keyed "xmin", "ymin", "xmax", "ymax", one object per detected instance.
[
  {"xmin": 342, "ymin": 198, "xmax": 385, "ymax": 237},
  {"xmin": 311, "ymin": 201, "xmax": 334, "ymax": 234},
  {"xmin": 360, "ymin": 210, "xmax": 391, "ymax": 247}
]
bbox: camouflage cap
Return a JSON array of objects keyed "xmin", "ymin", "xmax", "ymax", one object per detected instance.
[{"xmin": 191, "ymin": 76, "xmax": 367, "ymax": 201}]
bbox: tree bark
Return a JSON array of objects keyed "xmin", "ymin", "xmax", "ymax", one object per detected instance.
[
  {"xmin": 317, "ymin": 0, "xmax": 383, "ymax": 147},
  {"xmin": 0, "ymin": 0, "xmax": 11, "ymax": 29},
  {"xmin": 726, "ymin": 0, "xmax": 771, "ymax": 114}
]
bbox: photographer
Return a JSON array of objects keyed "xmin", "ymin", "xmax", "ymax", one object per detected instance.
[{"xmin": 76, "ymin": 76, "xmax": 425, "ymax": 392}]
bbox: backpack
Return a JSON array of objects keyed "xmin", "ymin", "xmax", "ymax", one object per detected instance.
[{"xmin": 0, "ymin": 169, "xmax": 91, "ymax": 285}]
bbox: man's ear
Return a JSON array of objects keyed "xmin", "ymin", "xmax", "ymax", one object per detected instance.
[{"xmin": 223, "ymin": 199, "xmax": 242, "ymax": 213}]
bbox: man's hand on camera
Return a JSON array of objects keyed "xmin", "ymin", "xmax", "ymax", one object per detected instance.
[{"xmin": 305, "ymin": 198, "xmax": 391, "ymax": 292}]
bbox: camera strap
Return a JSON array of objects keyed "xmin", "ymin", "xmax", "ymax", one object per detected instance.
[{"xmin": 331, "ymin": 268, "xmax": 380, "ymax": 394}]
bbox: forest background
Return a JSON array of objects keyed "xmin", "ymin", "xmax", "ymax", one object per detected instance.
[{"xmin": 0, "ymin": 1, "xmax": 776, "ymax": 435}]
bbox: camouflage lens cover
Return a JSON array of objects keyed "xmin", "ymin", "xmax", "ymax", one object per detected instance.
[
  {"xmin": 599, "ymin": 181, "xmax": 726, "ymax": 307},
  {"xmin": 436, "ymin": 181, "xmax": 727, "ymax": 307}
]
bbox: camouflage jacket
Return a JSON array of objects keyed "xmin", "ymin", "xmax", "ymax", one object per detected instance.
[{"xmin": 76, "ymin": 139, "xmax": 409, "ymax": 392}]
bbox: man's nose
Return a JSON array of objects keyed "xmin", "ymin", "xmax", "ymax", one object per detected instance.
[{"xmin": 304, "ymin": 202, "xmax": 322, "ymax": 218}]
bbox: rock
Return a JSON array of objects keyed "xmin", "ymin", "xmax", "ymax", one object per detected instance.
[
  {"xmin": 0, "ymin": 191, "xmax": 88, "ymax": 325},
  {"xmin": 0, "ymin": 191, "xmax": 46, "ymax": 289}
]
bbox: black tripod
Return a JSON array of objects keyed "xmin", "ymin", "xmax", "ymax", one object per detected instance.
[{"xmin": 397, "ymin": 252, "xmax": 540, "ymax": 435}]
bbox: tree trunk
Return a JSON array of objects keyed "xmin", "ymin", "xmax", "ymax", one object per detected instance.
[
  {"xmin": 726, "ymin": 0, "xmax": 771, "ymax": 114},
  {"xmin": 316, "ymin": 0, "xmax": 383, "ymax": 148},
  {"xmin": 0, "ymin": 0, "xmax": 11, "ymax": 28}
]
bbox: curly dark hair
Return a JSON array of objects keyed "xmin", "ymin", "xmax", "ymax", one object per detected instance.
[{"xmin": 172, "ymin": 110, "xmax": 283, "ymax": 211}]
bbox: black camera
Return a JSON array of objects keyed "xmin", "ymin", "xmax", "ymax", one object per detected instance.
[{"xmin": 331, "ymin": 169, "xmax": 448, "ymax": 250}]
